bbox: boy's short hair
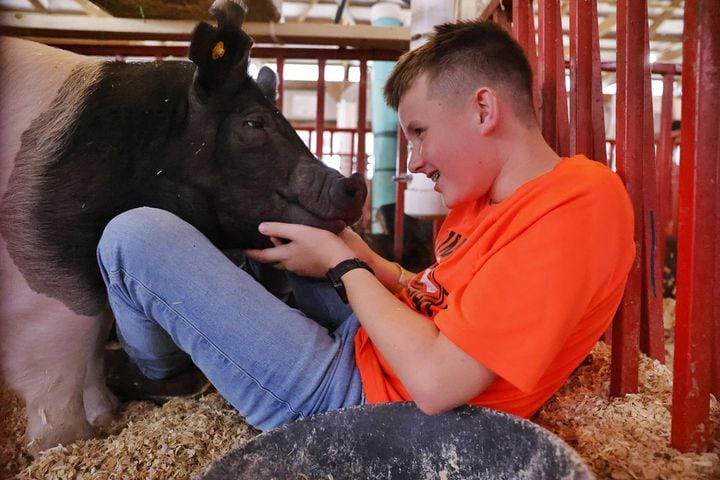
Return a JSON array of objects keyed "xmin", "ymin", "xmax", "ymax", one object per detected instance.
[{"xmin": 384, "ymin": 20, "xmax": 536, "ymax": 124}]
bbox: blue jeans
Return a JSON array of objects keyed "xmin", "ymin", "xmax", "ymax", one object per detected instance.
[{"xmin": 96, "ymin": 207, "xmax": 364, "ymax": 431}]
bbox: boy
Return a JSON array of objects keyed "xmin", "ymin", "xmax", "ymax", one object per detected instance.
[{"xmin": 98, "ymin": 20, "xmax": 634, "ymax": 429}]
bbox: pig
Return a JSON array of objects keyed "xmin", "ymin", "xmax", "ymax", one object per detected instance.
[{"xmin": 0, "ymin": 0, "xmax": 367, "ymax": 456}]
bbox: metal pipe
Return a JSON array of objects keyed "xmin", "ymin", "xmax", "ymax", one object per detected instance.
[
  {"xmin": 639, "ymin": 6, "xmax": 665, "ymax": 364},
  {"xmin": 357, "ymin": 59, "xmax": 368, "ymax": 177},
  {"xmin": 393, "ymin": 128, "xmax": 408, "ymax": 263},
  {"xmin": 610, "ymin": 0, "xmax": 645, "ymax": 397},
  {"xmin": 315, "ymin": 57, "xmax": 326, "ymax": 159},
  {"xmin": 589, "ymin": 0, "xmax": 608, "ymax": 166},
  {"xmin": 569, "ymin": 0, "xmax": 594, "ymax": 157},
  {"xmin": 276, "ymin": 56, "xmax": 285, "ymax": 112},
  {"xmin": 671, "ymin": 0, "xmax": 718, "ymax": 454},
  {"xmin": 512, "ymin": 0, "xmax": 539, "ymax": 113}
]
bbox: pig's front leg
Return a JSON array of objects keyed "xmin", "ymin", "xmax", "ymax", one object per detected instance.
[
  {"xmin": 1, "ymin": 302, "xmax": 99, "ymax": 456},
  {"xmin": 83, "ymin": 309, "xmax": 119, "ymax": 428}
]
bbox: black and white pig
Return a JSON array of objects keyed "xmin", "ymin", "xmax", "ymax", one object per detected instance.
[{"xmin": 0, "ymin": 0, "xmax": 367, "ymax": 456}]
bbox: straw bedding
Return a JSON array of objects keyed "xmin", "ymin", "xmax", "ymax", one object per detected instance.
[{"xmin": 2, "ymin": 299, "xmax": 718, "ymax": 479}]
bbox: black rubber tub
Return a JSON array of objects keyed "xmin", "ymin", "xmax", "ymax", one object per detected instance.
[{"xmin": 197, "ymin": 402, "xmax": 593, "ymax": 479}]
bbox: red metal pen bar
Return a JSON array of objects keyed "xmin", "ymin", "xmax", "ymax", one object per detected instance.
[
  {"xmin": 568, "ymin": 0, "xmax": 595, "ymax": 157},
  {"xmin": 512, "ymin": 0, "xmax": 539, "ymax": 112},
  {"xmin": 639, "ymin": 6, "xmax": 665, "ymax": 364},
  {"xmin": 566, "ymin": 0, "xmax": 606, "ymax": 165},
  {"xmin": 671, "ymin": 0, "xmax": 719, "ymax": 454},
  {"xmin": 540, "ymin": 0, "xmax": 570, "ymax": 157},
  {"xmin": 611, "ymin": 0, "xmax": 646, "ymax": 396},
  {"xmin": 315, "ymin": 58, "xmax": 326, "ymax": 160},
  {"xmin": 393, "ymin": 129, "xmax": 408, "ymax": 264},
  {"xmin": 275, "ymin": 57, "xmax": 284, "ymax": 112},
  {"xmin": 356, "ymin": 59, "xmax": 368, "ymax": 178},
  {"xmin": 656, "ymin": 72, "xmax": 675, "ymax": 272},
  {"xmin": 537, "ymin": 0, "xmax": 568, "ymax": 157},
  {"xmin": 589, "ymin": 0, "xmax": 607, "ymax": 166}
]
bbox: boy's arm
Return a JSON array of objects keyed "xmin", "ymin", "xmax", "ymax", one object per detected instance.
[
  {"xmin": 342, "ymin": 267, "xmax": 497, "ymax": 415},
  {"xmin": 246, "ymin": 222, "xmax": 495, "ymax": 414}
]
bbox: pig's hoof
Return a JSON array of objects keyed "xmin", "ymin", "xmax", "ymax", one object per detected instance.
[
  {"xmin": 105, "ymin": 347, "xmax": 213, "ymax": 404},
  {"xmin": 84, "ymin": 386, "xmax": 120, "ymax": 427},
  {"xmin": 25, "ymin": 421, "xmax": 94, "ymax": 458}
]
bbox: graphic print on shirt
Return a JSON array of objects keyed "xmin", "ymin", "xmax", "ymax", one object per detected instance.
[
  {"xmin": 408, "ymin": 230, "xmax": 466, "ymax": 316},
  {"xmin": 436, "ymin": 230, "xmax": 467, "ymax": 258}
]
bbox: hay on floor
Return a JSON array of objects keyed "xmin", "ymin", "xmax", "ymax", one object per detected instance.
[{"xmin": 535, "ymin": 341, "xmax": 719, "ymax": 479}]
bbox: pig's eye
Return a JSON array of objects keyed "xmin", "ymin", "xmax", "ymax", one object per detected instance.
[{"xmin": 244, "ymin": 120, "xmax": 264, "ymax": 129}]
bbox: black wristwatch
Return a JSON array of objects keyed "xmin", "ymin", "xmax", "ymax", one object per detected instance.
[{"xmin": 326, "ymin": 258, "xmax": 374, "ymax": 303}]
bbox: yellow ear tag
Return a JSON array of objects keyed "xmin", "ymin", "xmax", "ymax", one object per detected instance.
[{"xmin": 212, "ymin": 41, "xmax": 225, "ymax": 60}]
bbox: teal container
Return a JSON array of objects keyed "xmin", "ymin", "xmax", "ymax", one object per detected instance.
[{"xmin": 370, "ymin": 14, "xmax": 401, "ymax": 233}]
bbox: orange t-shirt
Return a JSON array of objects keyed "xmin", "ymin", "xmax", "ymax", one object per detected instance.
[{"xmin": 354, "ymin": 155, "xmax": 635, "ymax": 418}]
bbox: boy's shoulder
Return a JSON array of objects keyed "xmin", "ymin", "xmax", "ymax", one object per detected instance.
[
  {"xmin": 553, "ymin": 155, "xmax": 627, "ymax": 196},
  {"xmin": 556, "ymin": 154, "xmax": 616, "ymax": 177}
]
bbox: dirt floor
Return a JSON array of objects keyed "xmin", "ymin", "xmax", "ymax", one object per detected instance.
[{"xmin": 1, "ymin": 299, "xmax": 719, "ymax": 479}]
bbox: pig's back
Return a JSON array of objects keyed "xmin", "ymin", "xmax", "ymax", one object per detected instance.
[{"xmin": 0, "ymin": 37, "xmax": 97, "ymax": 196}]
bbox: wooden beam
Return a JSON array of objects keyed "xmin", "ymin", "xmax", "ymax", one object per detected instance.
[
  {"xmin": 298, "ymin": 0, "xmax": 319, "ymax": 23},
  {"xmin": 73, "ymin": 0, "xmax": 112, "ymax": 17},
  {"xmin": 596, "ymin": 12, "xmax": 617, "ymax": 37},
  {"xmin": 656, "ymin": 46, "xmax": 683, "ymax": 61},
  {"xmin": 28, "ymin": 0, "xmax": 46, "ymax": 13},
  {"xmin": 648, "ymin": 0, "xmax": 682, "ymax": 36},
  {"xmin": 0, "ymin": 13, "xmax": 410, "ymax": 50},
  {"xmin": 603, "ymin": 31, "xmax": 682, "ymax": 43}
]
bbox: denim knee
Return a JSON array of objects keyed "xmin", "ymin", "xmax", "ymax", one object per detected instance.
[{"xmin": 98, "ymin": 207, "xmax": 180, "ymax": 271}]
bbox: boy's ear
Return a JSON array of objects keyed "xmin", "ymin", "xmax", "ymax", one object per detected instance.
[
  {"xmin": 189, "ymin": 0, "xmax": 253, "ymax": 94},
  {"xmin": 473, "ymin": 87, "xmax": 499, "ymax": 133}
]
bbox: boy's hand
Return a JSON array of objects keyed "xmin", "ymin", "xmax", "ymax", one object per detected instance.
[
  {"xmin": 337, "ymin": 226, "xmax": 377, "ymax": 263},
  {"xmin": 245, "ymin": 222, "xmax": 355, "ymax": 277}
]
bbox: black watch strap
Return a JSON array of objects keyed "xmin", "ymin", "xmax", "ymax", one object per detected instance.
[{"xmin": 326, "ymin": 258, "xmax": 374, "ymax": 303}]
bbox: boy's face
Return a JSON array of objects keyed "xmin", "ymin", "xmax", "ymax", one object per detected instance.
[{"xmin": 397, "ymin": 74, "xmax": 500, "ymax": 209}]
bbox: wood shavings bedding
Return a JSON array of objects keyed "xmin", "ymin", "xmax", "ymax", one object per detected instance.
[
  {"xmin": 535, "ymin": 340, "xmax": 719, "ymax": 479},
  {"xmin": 2, "ymin": 299, "xmax": 718, "ymax": 479}
]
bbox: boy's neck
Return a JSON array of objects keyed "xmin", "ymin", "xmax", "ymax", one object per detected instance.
[{"xmin": 489, "ymin": 127, "xmax": 561, "ymax": 204}]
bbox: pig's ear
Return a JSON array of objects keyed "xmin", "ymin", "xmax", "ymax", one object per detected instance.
[
  {"xmin": 256, "ymin": 66, "xmax": 278, "ymax": 104},
  {"xmin": 189, "ymin": 0, "xmax": 253, "ymax": 93}
]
